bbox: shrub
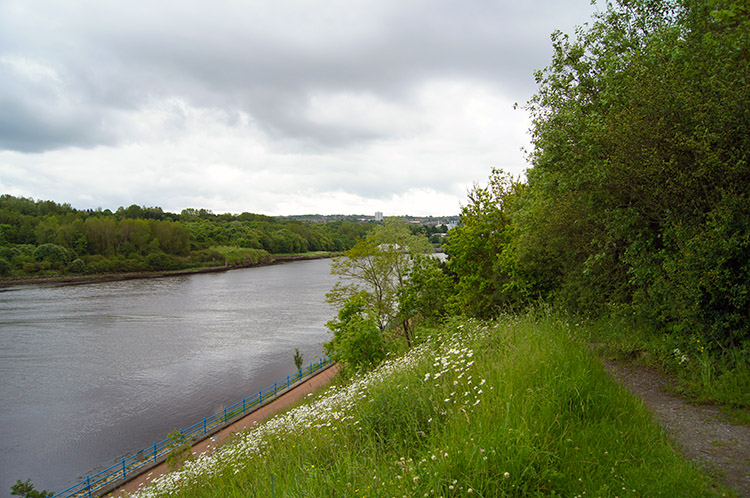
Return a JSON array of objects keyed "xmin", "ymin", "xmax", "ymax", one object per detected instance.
[
  {"xmin": 165, "ymin": 430, "xmax": 194, "ymax": 471},
  {"xmin": 0, "ymin": 257, "xmax": 12, "ymax": 276},
  {"xmin": 145, "ymin": 252, "xmax": 185, "ymax": 271},
  {"xmin": 325, "ymin": 293, "xmax": 388, "ymax": 372},
  {"xmin": 33, "ymin": 243, "xmax": 72, "ymax": 264},
  {"xmin": 22, "ymin": 262, "xmax": 42, "ymax": 274},
  {"xmin": 83, "ymin": 255, "xmax": 116, "ymax": 274},
  {"xmin": 0, "ymin": 246, "xmax": 20, "ymax": 260},
  {"xmin": 10, "ymin": 479, "xmax": 52, "ymax": 498},
  {"xmin": 189, "ymin": 249, "xmax": 225, "ymax": 265},
  {"xmin": 67, "ymin": 258, "xmax": 86, "ymax": 274}
]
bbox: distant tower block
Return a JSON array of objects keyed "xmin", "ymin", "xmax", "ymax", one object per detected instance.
[{"xmin": 375, "ymin": 211, "xmax": 383, "ymax": 222}]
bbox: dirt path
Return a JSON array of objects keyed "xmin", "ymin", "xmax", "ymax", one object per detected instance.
[
  {"xmin": 108, "ymin": 364, "xmax": 339, "ymax": 497},
  {"xmin": 601, "ymin": 359, "xmax": 750, "ymax": 497}
]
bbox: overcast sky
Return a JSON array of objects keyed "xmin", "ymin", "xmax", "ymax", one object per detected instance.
[{"xmin": 0, "ymin": 0, "xmax": 598, "ymax": 216}]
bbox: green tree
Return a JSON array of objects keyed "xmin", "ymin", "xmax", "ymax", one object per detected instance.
[
  {"xmin": 397, "ymin": 255, "xmax": 453, "ymax": 328},
  {"xmin": 325, "ymin": 292, "xmax": 387, "ymax": 371},
  {"xmin": 119, "ymin": 219, "xmax": 151, "ymax": 256},
  {"xmin": 150, "ymin": 220, "xmax": 190, "ymax": 255},
  {"xmin": 33, "ymin": 243, "xmax": 72, "ymax": 265},
  {"xmin": 33, "ymin": 217, "xmax": 59, "ymax": 245},
  {"xmin": 84, "ymin": 216, "xmax": 118, "ymax": 255},
  {"xmin": 445, "ymin": 169, "xmax": 521, "ymax": 318},
  {"xmin": 55, "ymin": 218, "xmax": 87, "ymax": 254},
  {"xmin": 327, "ymin": 218, "xmax": 431, "ymax": 346},
  {"xmin": 516, "ymin": 0, "xmax": 750, "ymax": 345},
  {"xmin": 0, "ymin": 257, "xmax": 12, "ymax": 276}
]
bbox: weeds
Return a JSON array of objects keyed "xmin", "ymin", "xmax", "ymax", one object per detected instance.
[
  {"xmin": 583, "ymin": 314, "xmax": 750, "ymax": 423},
  {"xmin": 165, "ymin": 429, "xmax": 194, "ymax": 471},
  {"xmin": 130, "ymin": 314, "xmax": 726, "ymax": 497}
]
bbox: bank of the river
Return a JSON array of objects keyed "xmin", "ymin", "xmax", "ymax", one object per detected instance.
[
  {"xmin": 108, "ymin": 364, "xmax": 339, "ymax": 498},
  {"xmin": 0, "ymin": 252, "xmax": 337, "ymax": 288},
  {"xmin": 123, "ymin": 315, "xmax": 732, "ymax": 498}
]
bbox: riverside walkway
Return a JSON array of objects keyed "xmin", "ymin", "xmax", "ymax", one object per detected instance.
[{"xmin": 107, "ymin": 363, "xmax": 339, "ymax": 497}]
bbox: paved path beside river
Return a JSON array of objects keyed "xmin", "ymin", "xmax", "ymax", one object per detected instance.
[{"xmin": 108, "ymin": 363, "xmax": 340, "ymax": 497}]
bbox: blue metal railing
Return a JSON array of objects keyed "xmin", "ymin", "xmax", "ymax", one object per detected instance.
[{"xmin": 51, "ymin": 357, "xmax": 333, "ymax": 498}]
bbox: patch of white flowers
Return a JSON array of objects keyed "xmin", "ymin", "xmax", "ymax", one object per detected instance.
[
  {"xmin": 131, "ymin": 321, "xmax": 492, "ymax": 497},
  {"xmin": 131, "ymin": 341, "xmax": 437, "ymax": 497}
]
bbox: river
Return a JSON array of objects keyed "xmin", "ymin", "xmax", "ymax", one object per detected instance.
[{"xmin": 0, "ymin": 259, "xmax": 337, "ymax": 495}]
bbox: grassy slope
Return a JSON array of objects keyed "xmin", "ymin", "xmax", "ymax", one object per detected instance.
[{"xmin": 131, "ymin": 314, "xmax": 725, "ymax": 498}]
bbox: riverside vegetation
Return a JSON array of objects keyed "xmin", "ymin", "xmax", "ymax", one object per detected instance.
[
  {"xmin": 0, "ymin": 200, "xmax": 378, "ymax": 278},
  {"xmin": 126, "ymin": 315, "xmax": 727, "ymax": 498},
  {"xmin": 126, "ymin": 1, "xmax": 746, "ymax": 495},
  {"xmin": 12, "ymin": 0, "xmax": 749, "ymax": 495},
  {"xmin": 0, "ymin": 198, "xmax": 450, "ymax": 280}
]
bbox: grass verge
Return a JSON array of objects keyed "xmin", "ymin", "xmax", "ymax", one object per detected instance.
[
  {"xmin": 129, "ymin": 314, "xmax": 727, "ymax": 497},
  {"xmin": 581, "ymin": 315, "xmax": 750, "ymax": 424}
]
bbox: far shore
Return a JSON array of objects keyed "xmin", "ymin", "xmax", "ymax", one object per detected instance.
[{"xmin": 0, "ymin": 253, "xmax": 334, "ymax": 289}]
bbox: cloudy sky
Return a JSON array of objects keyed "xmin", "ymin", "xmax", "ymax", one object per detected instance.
[{"xmin": 0, "ymin": 0, "xmax": 598, "ymax": 216}]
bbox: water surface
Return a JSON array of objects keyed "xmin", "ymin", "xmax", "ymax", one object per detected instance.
[{"xmin": 0, "ymin": 259, "xmax": 336, "ymax": 494}]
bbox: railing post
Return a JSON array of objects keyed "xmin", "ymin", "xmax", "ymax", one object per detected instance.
[
  {"xmin": 203, "ymin": 417, "xmax": 207, "ymax": 435},
  {"xmin": 86, "ymin": 475, "xmax": 91, "ymax": 498},
  {"xmin": 122, "ymin": 457, "xmax": 126, "ymax": 479},
  {"xmin": 274, "ymin": 381, "xmax": 277, "ymax": 396},
  {"xmin": 243, "ymin": 397, "xmax": 246, "ymax": 413},
  {"xmin": 224, "ymin": 407, "xmax": 227, "ymax": 423},
  {"xmin": 259, "ymin": 389, "xmax": 262, "ymax": 404},
  {"xmin": 154, "ymin": 443, "xmax": 157, "ymax": 462}
]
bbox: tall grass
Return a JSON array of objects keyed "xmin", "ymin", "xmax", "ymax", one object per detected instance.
[
  {"xmin": 130, "ymin": 314, "xmax": 724, "ymax": 497},
  {"xmin": 581, "ymin": 315, "xmax": 750, "ymax": 423}
]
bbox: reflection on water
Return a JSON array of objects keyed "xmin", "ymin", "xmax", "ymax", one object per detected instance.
[{"xmin": 0, "ymin": 259, "xmax": 336, "ymax": 493}]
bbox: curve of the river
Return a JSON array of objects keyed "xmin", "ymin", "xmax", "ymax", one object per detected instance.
[{"xmin": 0, "ymin": 259, "xmax": 337, "ymax": 495}]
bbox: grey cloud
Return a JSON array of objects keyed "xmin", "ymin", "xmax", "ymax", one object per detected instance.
[
  {"xmin": 0, "ymin": 0, "xmax": 597, "ymax": 153},
  {"xmin": 0, "ymin": 60, "xmax": 122, "ymax": 152}
]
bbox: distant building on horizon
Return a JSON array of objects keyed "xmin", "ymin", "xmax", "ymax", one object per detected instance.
[{"xmin": 375, "ymin": 211, "xmax": 383, "ymax": 222}]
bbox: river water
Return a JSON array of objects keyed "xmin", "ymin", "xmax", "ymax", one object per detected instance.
[{"xmin": 0, "ymin": 259, "xmax": 337, "ymax": 495}]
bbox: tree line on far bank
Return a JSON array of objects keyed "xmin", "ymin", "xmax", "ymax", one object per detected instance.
[{"xmin": 0, "ymin": 196, "xmax": 388, "ymax": 276}]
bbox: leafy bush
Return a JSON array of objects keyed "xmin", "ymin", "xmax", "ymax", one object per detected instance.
[
  {"xmin": 21, "ymin": 262, "xmax": 42, "ymax": 274},
  {"xmin": 325, "ymin": 293, "xmax": 388, "ymax": 372},
  {"xmin": 82, "ymin": 255, "xmax": 113, "ymax": 273},
  {"xmin": 165, "ymin": 430, "xmax": 194, "ymax": 471},
  {"xmin": 145, "ymin": 252, "xmax": 185, "ymax": 271},
  {"xmin": 189, "ymin": 249, "xmax": 225, "ymax": 265},
  {"xmin": 67, "ymin": 258, "xmax": 86, "ymax": 274},
  {"xmin": 0, "ymin": 257, "xmax": 12, "ymax": 276},
  {"xmin": 0, "ymin": 246, "xmax": 20, "ymax": 260},
  {"xmin": 33, "ymin": 243, "xmax": 72, "ymax": 264}
]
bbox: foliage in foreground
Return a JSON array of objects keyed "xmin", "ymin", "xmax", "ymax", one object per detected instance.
[
  {"xmin": 446, "ymin": 0, "xmax": 749, "ymax": 348},
  {"xmin": 442, "ymin": 0, "xmax": 749, "ymax": 412},
  {"xmin": 10, "ymin": 480, "xmax": 52, "ymax": 498},
  {"xmin": 129, "ymin": 315, "xmax": 723, "ymax": 498}
]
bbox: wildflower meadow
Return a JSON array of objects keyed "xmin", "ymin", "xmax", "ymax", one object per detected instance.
[{"xmin": 129, "ymin": 314, "xmax": 724, "ymax": 497}]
